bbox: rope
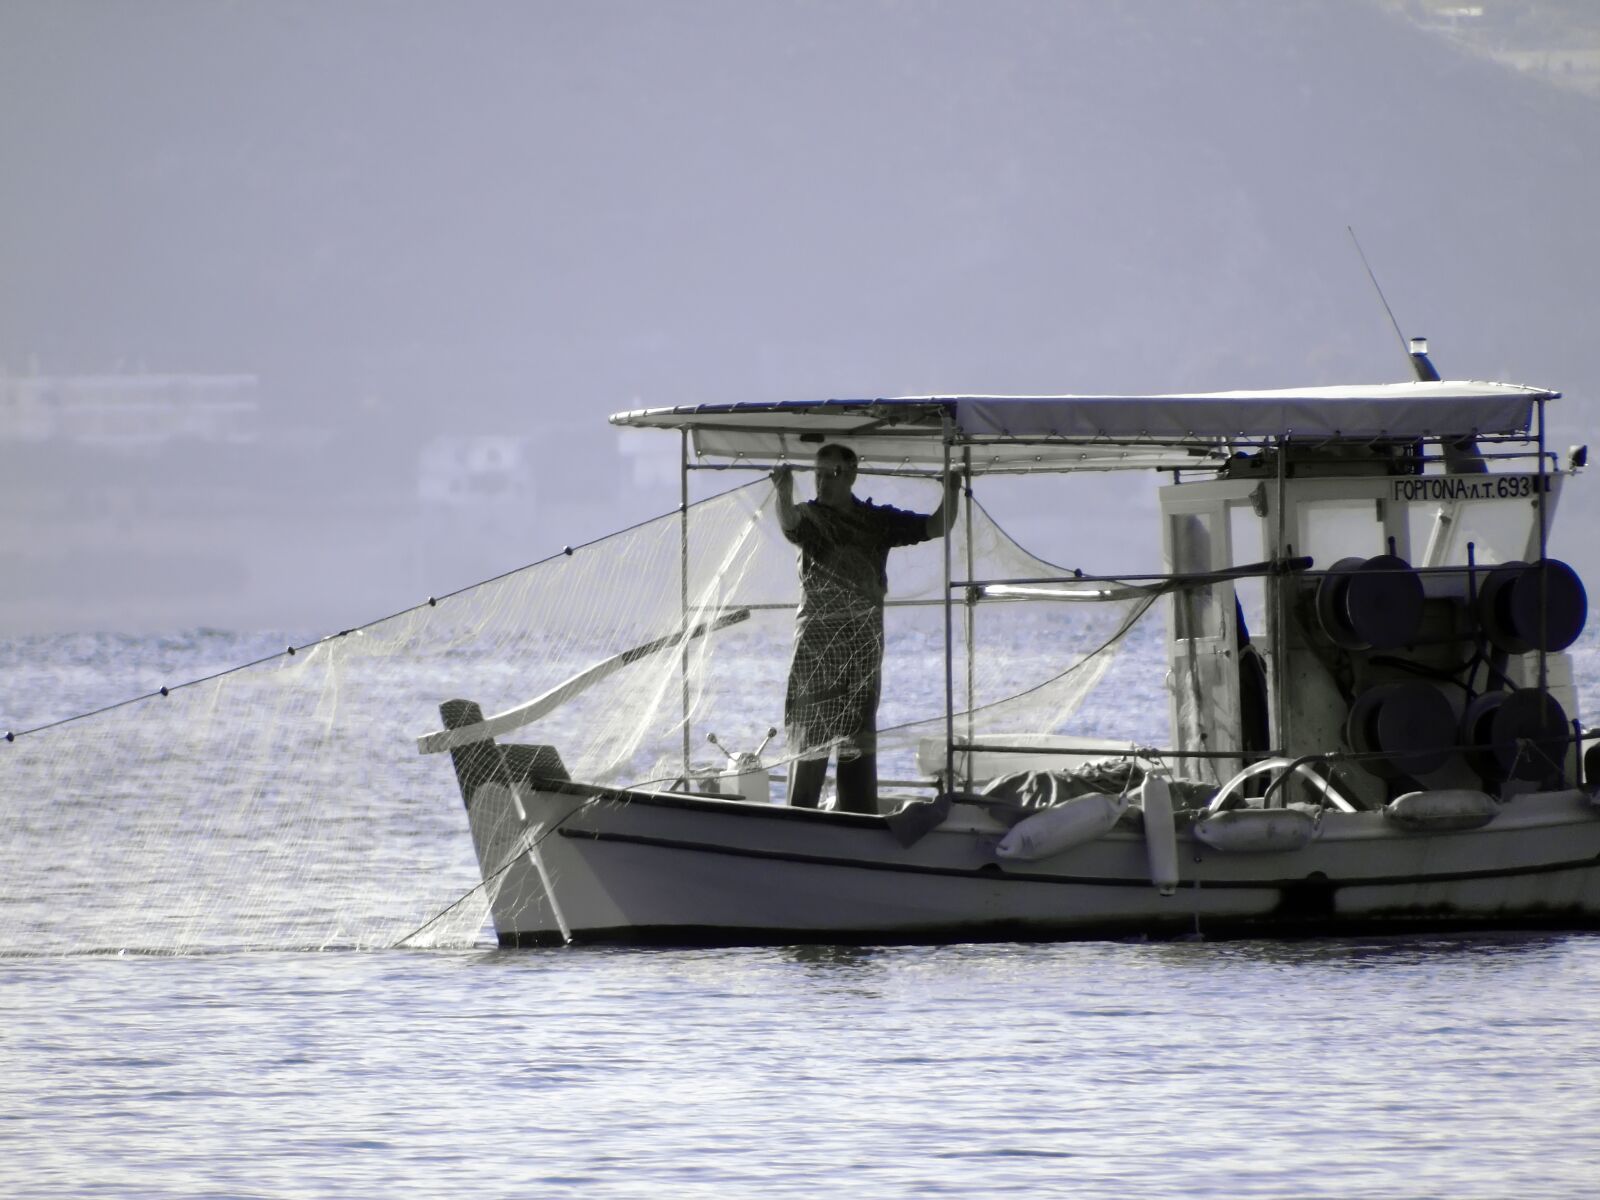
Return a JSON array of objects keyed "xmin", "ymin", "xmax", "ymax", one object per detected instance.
[{"xmin": 3, "ymin": 480, "xmax": 767, "ymax": 744}]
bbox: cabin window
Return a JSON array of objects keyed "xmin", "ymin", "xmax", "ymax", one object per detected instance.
[
  {"xmin": 1403, "ymin": 496, "xmax": 1541, "ymax": 568},
  {"xmin": 1298, "ymin": 499, "xmax": 1385, "ymax": 565}
]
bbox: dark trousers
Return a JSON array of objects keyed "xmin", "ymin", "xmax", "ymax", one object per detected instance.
[{"xmin": 788, "ymin": 751, "xmax": 878, "ymax": 815}]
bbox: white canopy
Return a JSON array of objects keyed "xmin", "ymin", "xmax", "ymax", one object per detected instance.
[{"xmin": 610, "ymin": 380, "xmax": 1555, "ymax": 473}]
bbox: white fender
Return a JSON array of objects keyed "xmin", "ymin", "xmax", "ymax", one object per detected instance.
[
  {"xmin": 995, "ymin": 791, "xmax": 1127, "ymax": 862},
  {"xmin": 1384, "ymin": 789, "xmax": 1499, "ymax": 833},
  {"xmin": 1140, "ymin": 773, "xmax": 1179, "ymax": 896},
  {"xmin": 1193, "ymin": 807, "xmax": 1317, "ymax": 853}
]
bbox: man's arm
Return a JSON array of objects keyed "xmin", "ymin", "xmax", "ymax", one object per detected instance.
[
  {"xmin": 772, "ymin": 465, "xmax": 802, "ymax": 533},
  {"xmin": 924, "ymin": 469, "xmax": 964, "ymax": 538}
]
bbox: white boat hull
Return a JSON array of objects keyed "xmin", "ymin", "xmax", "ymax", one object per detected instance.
[{"xmin": 461, "ymin": 777, "xmax": 1600, "ymax": 946}]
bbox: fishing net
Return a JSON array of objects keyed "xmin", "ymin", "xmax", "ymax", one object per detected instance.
[{"xmin": 0, "ymin": 477, "xmax": 1166, "ymax": 956}]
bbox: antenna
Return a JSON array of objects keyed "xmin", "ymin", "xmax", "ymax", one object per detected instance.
[
  {"xmin": 1347, "ymin": 226, "xmax": 1439, "ymax": 383},
  {"xmin": 1347, "ymin": 226, "xmax": 1409, "ymax": 359}
]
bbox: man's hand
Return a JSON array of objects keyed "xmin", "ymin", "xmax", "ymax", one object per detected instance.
[
  {"xmin": 770, "ymin": 464, "xmax": 794, "ymax": 499},
  {"xmin": 771, "ymin": 464, "xmax": 801, "ymax": 531}
]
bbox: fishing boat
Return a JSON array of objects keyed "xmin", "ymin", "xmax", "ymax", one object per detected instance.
[{"xmin": 418, "ymin": 344, "xmax": 1598, "ymax": 945}]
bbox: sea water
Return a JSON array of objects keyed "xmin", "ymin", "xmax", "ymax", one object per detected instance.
[{"xmin": 3, "ymin": 631, "xmax": 1600, "ymax": 1198}]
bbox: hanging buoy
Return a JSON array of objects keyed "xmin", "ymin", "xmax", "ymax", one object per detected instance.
[{"xmin": 1140, "ymin": 772, "xmax": 1179, "ymax": 896}]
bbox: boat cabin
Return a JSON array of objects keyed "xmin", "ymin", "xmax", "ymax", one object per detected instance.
[{"xmin": 1162, "ymin": 434, "xmax": 1582, "ymax": 808}]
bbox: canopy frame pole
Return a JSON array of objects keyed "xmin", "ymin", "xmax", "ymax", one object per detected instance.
[
  {"xmin": 943, "ymin": 412, "xmax": 957, "ymax": 796},
  {"xmin": 1271, "ymin": 434, "xmax": 1290, "ymax": 760},
  {"xmin": 963, "ymin": 445, "xmax": 975, "ymax": 788},
  {"xmin": 1536, "ymin": 395, "xmax": 1550, "ymax": 702},
  {"xmin": 681, "ymin": 428, "xmax": 691, "ymax": 779}
]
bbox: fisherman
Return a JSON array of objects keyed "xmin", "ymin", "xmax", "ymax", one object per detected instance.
[{"xmin": 771, "ymin": 444, "xmax": 961, "ymax": 814}]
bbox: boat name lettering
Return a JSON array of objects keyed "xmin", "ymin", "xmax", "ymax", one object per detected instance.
[{"xmin": 1390, "ymin": 475, "xmax": 1550, "ymax": 503}]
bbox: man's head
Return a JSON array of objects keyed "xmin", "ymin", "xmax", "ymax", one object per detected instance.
[{"xmin": 814, "ymin": 444, "xmax": 858, "ymax": 504}]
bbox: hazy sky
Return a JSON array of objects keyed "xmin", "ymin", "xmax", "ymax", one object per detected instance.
[{"xmin": 2, "ymin": 0, "xmax": 1596, "ymax": 632}]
